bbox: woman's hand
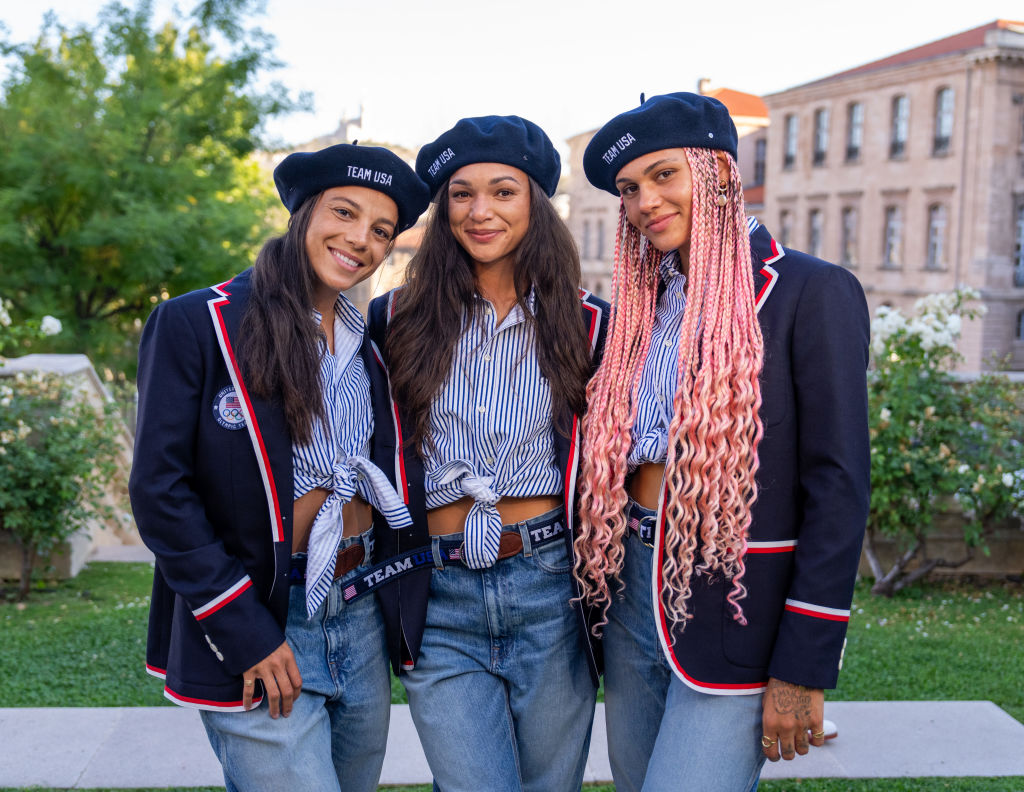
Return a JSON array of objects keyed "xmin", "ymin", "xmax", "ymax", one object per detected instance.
[
  {"xmin": 760, "ymin": 677, "xmax": 825, "ymax": 761},
  {"xmin": 242, "ymin": 641, "xmax": 303, "ymax": 718}
]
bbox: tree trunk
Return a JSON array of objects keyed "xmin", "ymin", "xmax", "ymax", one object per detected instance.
[{"xmin": 17, "ymin": 542, "xmax": 37, "ymax": 602}]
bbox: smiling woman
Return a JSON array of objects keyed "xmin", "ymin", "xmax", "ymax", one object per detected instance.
[
  {"xmin": 365, "ymin": 115, "xmax": 609, "ymax": 792},
  {"xmin": 128, "ymin": 143, "xmax": 429, "ymax": 792},
  {"xmin": 575, "ymin": 92, "xmax": 871, "ymax": 792}
]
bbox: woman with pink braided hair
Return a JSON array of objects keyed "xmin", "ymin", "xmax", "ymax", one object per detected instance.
[{"xmin": 577, "ymin": 92, "xmax": 871, "ymax": 791}]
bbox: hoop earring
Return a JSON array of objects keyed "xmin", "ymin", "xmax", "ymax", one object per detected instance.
[{"xmin": 716, "ymin": 181, "xmax": 729, "ymax": 207}]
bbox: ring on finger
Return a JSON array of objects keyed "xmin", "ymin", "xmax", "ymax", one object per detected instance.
[
  {"xmin": 244, "ymin": 679, "xmax": 254, "ymax": 687},
  {"xmin": 812, "ymin": 730, "xmax": 825, "ymax": 739},
  {"xmin": 761, "ymin": 735, "xmax": 776, "ymax": 748}
]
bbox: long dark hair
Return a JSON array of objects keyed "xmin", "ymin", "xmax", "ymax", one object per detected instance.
[
  {"xmin": 239, "ymin": 194, "xmax": 327, "ymax": 446},
  {"xmin": 387, "ymin": 177, "xmax": 593, "ymax": 453}
]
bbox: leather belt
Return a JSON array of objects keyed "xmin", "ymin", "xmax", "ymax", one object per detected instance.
[{"xmin": 288, "ymin": 544, "xmax": 365, "ymax": 585}]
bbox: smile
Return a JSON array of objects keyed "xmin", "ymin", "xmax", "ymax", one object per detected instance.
[
  {"xmin": 466, "ymin": 229, "xmax": 502, "ymax": 243},
  {"xmin": 646, "ymin": 213, "xmax": 677, "ymax": 234},
  {"xmin": 329, "ymin": 248, "xmax": 364, "ymax": 269}
]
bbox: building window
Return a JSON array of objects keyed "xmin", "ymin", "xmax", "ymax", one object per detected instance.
[
  {"xmin": 1015, "ymin": 204, "xmax": 1024, "ymax": 287},
  {"xmin": 780, "ymin": 210, "xmax": 793, "ymax": 247},
  {"xmin": 784, "ymin": 114, "xmax": 798, "ymax": 170},
  {"xmin": 582, "ymin": 220, "xmax": 591, "ymax": 259},
  {"xmin": 841, "ymin": 207, "xmax": 858, "ymax": 267},
  {"xmin": 1017, "ymin": 309, "xmax": 1024, "ymax": 339},
  {"xmin": 883, "ymin": 206, "xmax": 902, "ymax": 268},
  {"xmin": 596, "ymin": 218, "xmax": 605, "ymax": 260},
  {"xmin": 925, "ymin": 204, "xmax": 947, "ymax": 270},
  {"xmin": 808, "ymin": 209, "xmax": 823, "ymax": 257},
  {"xmin": 813, "ymin": 108, "xmax": 829, "ymax": 166},
  {"xmin": 890, "ymin": 95, "xmax": 909, "ymax": 158},
  {"xmin": 933, "ymin": 87, "xmax": 954, "ymax": 156},
  {"xmin": 753, "ymin": 138, "xmax": 766, "ymax": 186},
  {"xmin": 845, "ymin": 102, "xmax": 863, "ymax": 163}
]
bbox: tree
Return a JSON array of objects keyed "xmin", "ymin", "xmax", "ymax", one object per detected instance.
[{"xmin": 0, "ymin": 0, "xmax": 302, "ymax": 373}]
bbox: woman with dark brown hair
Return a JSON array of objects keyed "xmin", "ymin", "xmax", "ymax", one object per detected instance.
[
  {"xmin": 366, "ymin": 115, "xmax": 608, "ymax": 792},
  {"xmin": 130, "ymin": 144, "xmax": 429, "ymax": 791}
]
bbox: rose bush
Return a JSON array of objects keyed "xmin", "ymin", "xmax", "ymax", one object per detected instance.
[{"xmin": 865, "ymin": 289, "xmax": 1024, "ymax": 595}]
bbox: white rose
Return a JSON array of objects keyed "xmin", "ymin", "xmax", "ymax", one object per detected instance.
[
  {"xmin": 40, "ymin": 316, "xmax": 62, "ymax": 336},
  {"xmin": 1003, "ymin": 473, "xmax": 1015, "ymax": 487}
]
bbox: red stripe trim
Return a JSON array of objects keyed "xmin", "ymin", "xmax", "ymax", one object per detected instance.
[
  {"xmin": 194, "ymin": 578, "xmax": 252, "ymax": 621},
  {"xmin": 210, "ymin": 297, "xmax": 284, "ymax": 543},
  {"xmin": 164, "ymin": 686, "xmax": 262, "ymax": 709},
  {"xmin": 746, "ymin": 545, "xmax": 797, "ymax": 554},
  {"xmin": 755, "ymin": 266, "xmax": 776, "ymax": 306},
  {"xmin": 563, "ymin": 415, "xmax": 579, "ymax": 505},
  {"xmin": 784, "ymin": 603, "xmax": 850, "ymax": 622},
  {"xmin": 582, "ymin": 302, "xmax": 598, "ymax": 346},
  {"xmin": 145, "ymin": 663, "xmax": 166, "ymax": 678},
  {"xmin": 653, "ymin": 490, "xmax": 766, "ymax": 693},
  {"xmin": 392, "ymin": 399, "xmax": 409, "ymax": 503},
  {"xmin": 384, "ymin": 292, "xmax": 410, "ymax": 503}
]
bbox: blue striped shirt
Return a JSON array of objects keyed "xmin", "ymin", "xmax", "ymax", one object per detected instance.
[
  {"xmin": 628, "ymin": 251, "xmax": 687, "ymax": 470},
  {"xmin": 423, "ymin": 291, "xmax": 560, "ymax": 568},
  {"xmin": 292, "ymin": 294, "xmax": 411, "ymax": 616}
]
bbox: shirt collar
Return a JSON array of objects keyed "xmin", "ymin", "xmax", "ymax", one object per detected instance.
[
  {"xmin": 472, "ymin": 287, "xmax": 536, "ymax": 326},
  {"xmin": 659, "ymin": 251, "xmax": 686, "ymax": 289},
  {"xmin": 311, "ymin": 293, "xmax": 365, "ymax": 337}
]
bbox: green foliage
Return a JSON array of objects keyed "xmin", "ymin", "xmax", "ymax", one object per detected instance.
[
  {"xmin": 865, "ymin": 290, "xmax": 1024, "ymax": 595},
  {"xmin": 0, "ymin": 0, "xmax": 302, "ymax": 373},
  {"xmin": 0, "ymin": 297, "xmax": 62, "ymax": 357},
  {"xmin": 0, "ymin": 371, "xmax": 122, "ymax": 599},
  {"xmin": 832, "ymin": 580, "xmax": 1024, "ymax": 723}
]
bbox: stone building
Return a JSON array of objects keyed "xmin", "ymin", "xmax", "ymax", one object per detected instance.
[
  {"xmin": 565, "ymin": 83, "xmax": 769, "ymax": 300},
  {"xmin": 763, "ymin": 20, "xmax": 1024, "ymax": 370}
]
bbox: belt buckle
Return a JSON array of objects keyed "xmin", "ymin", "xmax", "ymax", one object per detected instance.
[{"xmin": 636, "ymin": 514, "xmax": 656, "ymax": 549}]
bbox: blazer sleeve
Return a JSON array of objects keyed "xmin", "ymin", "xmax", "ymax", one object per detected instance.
[
  {"xmin": 129, "ymin": 299, "xmax": 285, "ymax": 676},
  {"xmin": 766, "ymin": 264, "xmax": 871, "ymax": 690}
]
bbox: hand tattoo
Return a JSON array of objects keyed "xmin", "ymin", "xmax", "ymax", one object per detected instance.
[{"xmin": 771, "ymin": 682, "xmax": 812, "ymax": 719}]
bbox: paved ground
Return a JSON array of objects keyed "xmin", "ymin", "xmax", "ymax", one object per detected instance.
[{"xmin": 2, "ymin": 701, "xmax": 1023, "ymax": 788}]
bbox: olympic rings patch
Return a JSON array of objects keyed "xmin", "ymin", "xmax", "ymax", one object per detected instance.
[{"xmin": 213, "ymin": 386, "xmax": 247, "ymax": 431}]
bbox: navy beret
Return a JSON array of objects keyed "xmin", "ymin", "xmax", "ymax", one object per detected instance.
[
  {"xmin": 274, "ymin": 143, "xmax": 430, "ymax": 233},
  {"xmin": 416, "ymin": 115, "xmax": 561, "ymax": 198},
  {"xmin": 583, "ymin": 92, "xmax": 739, "ymax": 196}
]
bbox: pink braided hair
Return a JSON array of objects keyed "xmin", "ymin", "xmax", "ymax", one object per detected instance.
[{"xmin": 575, "ymin": 148, "xmax": 764, "ymax": 633}]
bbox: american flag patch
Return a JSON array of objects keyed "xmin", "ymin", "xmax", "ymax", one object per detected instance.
[
  {"xmin": 448, "ymin": 547, "xmax": 461, "ymax": 561},
  {"xmin": 343, "ymin": 583, "xmax": 357, "ymax": 599}
]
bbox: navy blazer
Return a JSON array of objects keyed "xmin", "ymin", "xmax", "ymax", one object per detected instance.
[
  {"xmin": 130, "ymin": 269, "xmax": 374, "ymax": 710},
  {"xmin": 366, "ymin": 288, "xmax": 610, "ymax": 684},
  {"xmin": 652, "ymin": 222, "xmax": 871, "ymax": 694}
]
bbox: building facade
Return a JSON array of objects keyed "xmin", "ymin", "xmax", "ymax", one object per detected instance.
[{"xmin": 763, "ymin": 21, "xmax": 1024, "ymax": 370}]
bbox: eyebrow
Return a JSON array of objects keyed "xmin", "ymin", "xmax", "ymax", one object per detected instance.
[
  {"xmin": 449, "ymin": 175, "xmax": 523, "ymax": 188},
  {"xmin": 615, "ymin": 158, "xmax": 680, "ymax": 186},
  {"xmin": 327, "ymin": 195, "xmax": 396, "ymax": 230}
]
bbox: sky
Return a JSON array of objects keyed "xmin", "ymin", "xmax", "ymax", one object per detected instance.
[{"xmin": 1, "ymin": 0, "xmax": 1020, "ymax": 154}]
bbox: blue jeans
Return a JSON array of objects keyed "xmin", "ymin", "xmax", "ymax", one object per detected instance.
[
  {"xmin": 402, "ymin": 509, "xmax": 597, "ymax": 792},
  {"xmin": 604, "ymin": 501, "xmax": 765, "ymax": 792},
  {"xmin": 200, "ymin": 530, "xmax": 391, "ymax": 792}
]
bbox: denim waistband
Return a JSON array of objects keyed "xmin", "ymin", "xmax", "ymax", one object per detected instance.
[
  {"xmin": 626, "ymin": 498, "xmax": 657, "ymax": 548},
  {"xmin": 288, "ymin": 526, "xmax": 374, "ymax": 586}
]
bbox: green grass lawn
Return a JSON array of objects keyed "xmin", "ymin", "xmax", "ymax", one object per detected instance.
[{"xmin": 2, "ymin": 564, "xmax": 1023, "ymax": 792}]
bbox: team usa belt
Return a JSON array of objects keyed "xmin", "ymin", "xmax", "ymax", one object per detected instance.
[{"xmin": 337, "ymin": 514, "xmax": 567, "ymax": 604}]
